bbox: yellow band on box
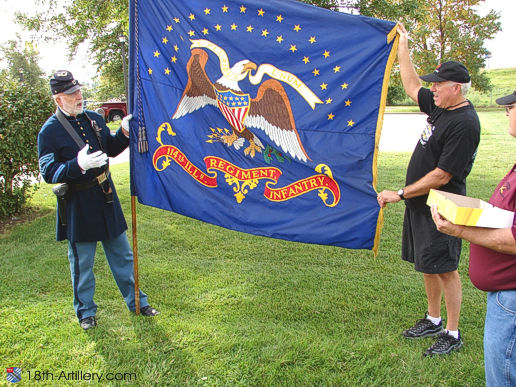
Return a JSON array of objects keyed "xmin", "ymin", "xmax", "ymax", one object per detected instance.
[
  {"xmin": 428, "ymin": 189, "xmax": 482, "ymax": 225},
  {"xmin": 427, "ymin": 189, "xmax": 514, "ymax": 228},
  {"xmin": 452, "ymin": 207, "xmax": 483, "ymax": 225}
]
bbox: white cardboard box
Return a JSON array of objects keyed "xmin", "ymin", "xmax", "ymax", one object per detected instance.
[{"xmin": 427, "ymin": 189, "xmax": 515, "ymax": 228}]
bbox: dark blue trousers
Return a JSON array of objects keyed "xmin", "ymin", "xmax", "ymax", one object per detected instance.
[{"xmin": 67, "ymin": 231, "xmax": 149, "ymax": 320}]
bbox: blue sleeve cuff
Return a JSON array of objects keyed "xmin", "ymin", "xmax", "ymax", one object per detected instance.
[
  {"xmin": 67, "ymin": 158, "xmax": 85, "ymax": 178},
  {"xmin": 115, "ymin": 128, "xmax": 130, "ymax": 146}
]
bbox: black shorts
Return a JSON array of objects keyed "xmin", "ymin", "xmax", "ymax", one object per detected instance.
[{"xmin": 402, "ymin": 207, "xmax": 461, "ymax": 274}]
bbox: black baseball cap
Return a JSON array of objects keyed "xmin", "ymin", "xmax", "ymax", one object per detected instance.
[
  {"xmin": 50, "ymin": 70, "xmax": 82, "ymax": 95},
  {"xmin": 419, "ymin": 61, "xmax": 471, "ymax": 83},
  {"xmin": 495, "ymin": 89, "xmax": 516, "ymax": 105}
]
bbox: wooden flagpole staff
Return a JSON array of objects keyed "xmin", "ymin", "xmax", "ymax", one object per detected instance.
[
  {"xmin": 129, "ymin": 0, "xmax": 149, "ymax": 316},
  {"xmin": 124, "ymin": 14, "xmax": 141, "ymax": 316},
  {"xmin": 131, "ymin": 195, "xmax": 140, "ymax": 315}
]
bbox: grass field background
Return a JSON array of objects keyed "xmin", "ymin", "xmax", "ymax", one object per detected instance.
[
  {"xmin": 468, "ymin": 68, "xmax": 516, "ymax": 107},
  {"xmin": 0, "ymin": 110, "xmax": 513, "ymax": 386},
  {"xmin": 392, "ymin": 67, "xmax": 515, "ymax": 108}
]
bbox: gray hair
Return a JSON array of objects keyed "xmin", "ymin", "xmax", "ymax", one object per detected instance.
[{"xmin": 460, "ymin": 81, "xmax": 471, "ymax": 96}]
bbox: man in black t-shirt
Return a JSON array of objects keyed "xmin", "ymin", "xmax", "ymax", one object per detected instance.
[{"xmin": 377, "ymin": 24, "xmax": 480, "ymax": 357}]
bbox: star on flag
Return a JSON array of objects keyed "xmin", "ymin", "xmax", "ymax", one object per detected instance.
[{"xmin": 146, "ymin": 4, "xmax": 355, "ymax": 127}]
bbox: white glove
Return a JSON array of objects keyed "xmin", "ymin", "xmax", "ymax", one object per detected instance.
[
  {"xmin": 121, "ymin": 114, "xmax": 132, "ymax": 133},
  {"xmin": 77, "ymin": 145, "xmax": 108, "ymax": 171}
]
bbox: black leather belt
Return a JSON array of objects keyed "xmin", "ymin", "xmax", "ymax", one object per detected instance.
[{"xmin": 70, "ymin": 170, "xmax": 110, "ymax": 193}]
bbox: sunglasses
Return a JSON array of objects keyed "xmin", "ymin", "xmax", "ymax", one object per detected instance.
[{"xmin": 506, "ymin": 105, "xmax": 515, "ymax": 114}]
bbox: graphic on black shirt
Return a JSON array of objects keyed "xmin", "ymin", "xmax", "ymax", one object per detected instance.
[
  {"xmin": 420, "ymin": 108, "xmax": 445, "ymax": 147},
  {"xmin": 419, "ymin": 123, "xmax": 434, "ymax": 146},
  {"xmin": 404, "ymin": 88, "xmax": 481, "ymax": 213}
]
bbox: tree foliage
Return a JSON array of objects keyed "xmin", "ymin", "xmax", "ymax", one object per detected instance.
[
  {"xmin": 299, "ymin": 0, "xmax": 339, "ymax": 10},
  {"xmin": 17, "ymin": 0, "xmax": 128, "ymax": 100},
  {"xmin": 18, "ymin": 0, "xmax": 500, "ymax": 103},
  {"xmin": 0, "ymin": 73, "xmax": 55, "ymax": 219},
  {"xmin": 344, "ymin": 0, "xmax": 501, "ymax": 101},
  {"xmin": 1, "ymin": 38, "xmax": 47, "ymax": 90},
  {"xmin": 0, "ymin": 40, "xmax": 54, "ymax": 219}
]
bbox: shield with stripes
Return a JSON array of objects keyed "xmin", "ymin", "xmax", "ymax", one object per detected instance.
[
  {"xmin": 6, "ymin": 367, "xmax": 21, "ymax": 383},
  {"xmin": 214, "ymin": 88, "xmax": 250, "ymax": 134}
]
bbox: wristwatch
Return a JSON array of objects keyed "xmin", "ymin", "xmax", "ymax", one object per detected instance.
[{"xmin": 397, "ymin": 188, "xmax": 405, "ymax": 200}]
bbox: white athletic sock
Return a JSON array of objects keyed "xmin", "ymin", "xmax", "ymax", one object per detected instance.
[
  {"xmin": 425, "ymin": 314, "xmax": 442, "ymax": 325},
  {"xmin": 446, "ymin": 329, "xmax": 459, "ymax": 339}
]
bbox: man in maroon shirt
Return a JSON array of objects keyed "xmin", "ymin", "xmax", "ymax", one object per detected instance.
[{"xmin": 432, "ymin": 89, "xmax": 516, "ymax": 386}]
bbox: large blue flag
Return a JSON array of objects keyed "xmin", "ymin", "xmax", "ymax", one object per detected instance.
[{"xmin": 129, "ymin": 0, "xmax": 398, "ymax": 252}]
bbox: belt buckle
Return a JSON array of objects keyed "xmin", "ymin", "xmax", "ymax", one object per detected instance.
[{"xmin": 96, "ymin": 172, "xmax": 107, "ymax": 184}]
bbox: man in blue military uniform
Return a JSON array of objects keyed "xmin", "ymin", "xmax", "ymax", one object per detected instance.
[{"xmin": 38, "ymin": 70, "xmax": 159, "ymax": 330}]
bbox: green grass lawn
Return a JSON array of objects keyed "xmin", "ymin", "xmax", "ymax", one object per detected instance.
[
  {"xmin": 0, "ymin": 111, "xmax": 513, "ymax": 386},
  {"xmin": 468, "ymin": 68, "xmax": 516, "ymax": 107}
]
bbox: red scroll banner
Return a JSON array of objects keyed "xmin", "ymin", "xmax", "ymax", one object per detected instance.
[
  {"xmin": 153, "ymin": 145, "xmax": 217, "ymax": 187},
  {"xmin": 264, "ymin": 166, "xmax": 341, "ymax": 208},
  {"xmin": 153, "ymin": 145, "xmax": 340, "ymax": 207}
]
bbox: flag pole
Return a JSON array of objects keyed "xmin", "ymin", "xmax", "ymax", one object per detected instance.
[
  {"xmin": 131, "ymin": 195, "xmax": 140, "ymax": 315},
  {"xmin": 128, "ymin": 0, "xmax": 140, "ymax": 315}
]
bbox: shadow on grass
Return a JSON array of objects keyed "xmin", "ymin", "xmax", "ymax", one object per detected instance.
[{"xmin": 82, "ymin": 307, "xmax": 198, "ymax": 385}]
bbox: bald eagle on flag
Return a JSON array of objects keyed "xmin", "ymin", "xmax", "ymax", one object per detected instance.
[{"xmin": 172, "ymin": 48, "xmax": 311, "ymax": 162}]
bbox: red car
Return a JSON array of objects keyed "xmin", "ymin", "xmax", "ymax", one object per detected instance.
[{"xmin": 96, "ymin": 101, "xmax": 128, "ymax": 122}]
